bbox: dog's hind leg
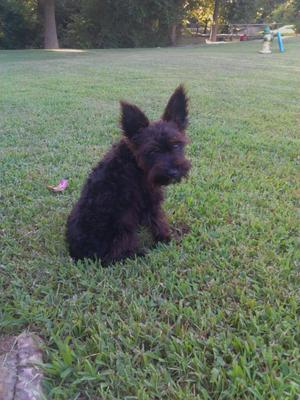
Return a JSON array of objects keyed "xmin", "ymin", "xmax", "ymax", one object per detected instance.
[{"xmin": 103, "ymin": 230, "xmax": 141, "ymax": 265}]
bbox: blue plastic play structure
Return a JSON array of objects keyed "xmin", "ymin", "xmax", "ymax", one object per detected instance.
[{"xmin": 277, "ymin": 32, "xmax": 285, "ymax": 53}]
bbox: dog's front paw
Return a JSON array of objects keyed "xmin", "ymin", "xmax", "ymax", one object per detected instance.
[
  {"xmin": 157, "ymin": 235, "xmax": 171, "ymax": 244},
  {"xmin": 154, "ymin": 229, "xmax": 171, "ymax": 243}
]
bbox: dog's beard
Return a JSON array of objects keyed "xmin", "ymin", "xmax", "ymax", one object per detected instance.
[
  {"xmin": 153, "ymin": 175, "xmax": 178, "ymax": 186},
  {"xmin": 148, "ymin": 166, "xmax": 189, "ymax": 186}
]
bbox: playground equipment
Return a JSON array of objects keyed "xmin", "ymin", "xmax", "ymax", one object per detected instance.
[{"xmin": 259, "ymin": 25, "xmax": 273, "ymax": 54}]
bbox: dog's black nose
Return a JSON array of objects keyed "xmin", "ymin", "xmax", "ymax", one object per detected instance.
[{"xmin": 168, "ymin": 168, "xmax": 179, "ymax": 178}]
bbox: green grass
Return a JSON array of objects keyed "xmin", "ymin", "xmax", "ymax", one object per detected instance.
[{"xmin": 1, "ymin": 39, "xmax": 299, "ymax": 399}]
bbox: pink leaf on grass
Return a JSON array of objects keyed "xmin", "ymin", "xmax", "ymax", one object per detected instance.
[{"xmin": 48, "ymin": 178, "xmax": 69, "ymax": 192}]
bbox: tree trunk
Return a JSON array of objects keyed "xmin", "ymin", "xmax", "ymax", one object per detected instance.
[
  {"xmin": 209, "ymin": 0, "xmax": 220, "ymax": 42},
  {"xmin": 204, "ymin": 20, "xmax": 208, "ymax": 35},
  {"xmin": 171, "ymin": 24, "xmax": 177, "ymax": 46},
  {"xmin": 40, "ymin": 0, "xmax": 59, "ymax": 49}
]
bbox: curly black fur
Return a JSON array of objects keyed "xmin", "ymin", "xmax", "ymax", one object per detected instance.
[{"xmin": 66, "ymin": 85, "xmax": 191, "ymax": 265}]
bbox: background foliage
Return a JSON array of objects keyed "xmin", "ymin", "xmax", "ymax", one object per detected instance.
[
  {"xmin": 0, "ymin": 0, "xmax": 299, "ymax": 49},
  {"xmin": 0, "ymin": 0, "xmax": 40, "ymax": 49}
]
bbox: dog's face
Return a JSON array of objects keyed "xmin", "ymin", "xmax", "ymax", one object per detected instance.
[{"xmin": 121, "ymin": 85, "xmax": 191, "ymax": 186}]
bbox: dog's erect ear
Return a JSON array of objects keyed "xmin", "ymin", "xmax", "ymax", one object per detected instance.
[
  {"xmin": 120, "ymin": 101, "xmax": 149, "ymax": 139},
  {"xmin": 162, "ymin": 85, "xmax": 188, "ymax": 130}
]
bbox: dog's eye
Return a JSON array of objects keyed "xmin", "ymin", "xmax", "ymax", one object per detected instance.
[{"xmin": 172, "ymin": 143, "xmax": 181, "ymax": 150}]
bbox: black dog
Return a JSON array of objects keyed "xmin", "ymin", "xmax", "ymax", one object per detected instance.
[{"xmin": 66, "ymin": 85, "xmax": 191, "ymax": 264}]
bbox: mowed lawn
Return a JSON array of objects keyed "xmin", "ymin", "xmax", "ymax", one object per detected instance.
[{"xmin": 1, "ymin": 38, "xmax": 299, "ymax": 399}]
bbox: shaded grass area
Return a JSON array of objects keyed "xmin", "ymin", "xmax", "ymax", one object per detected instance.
[{"xmin": 1, "ymin": 39, "xmax": 299, "ymax": 399}]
